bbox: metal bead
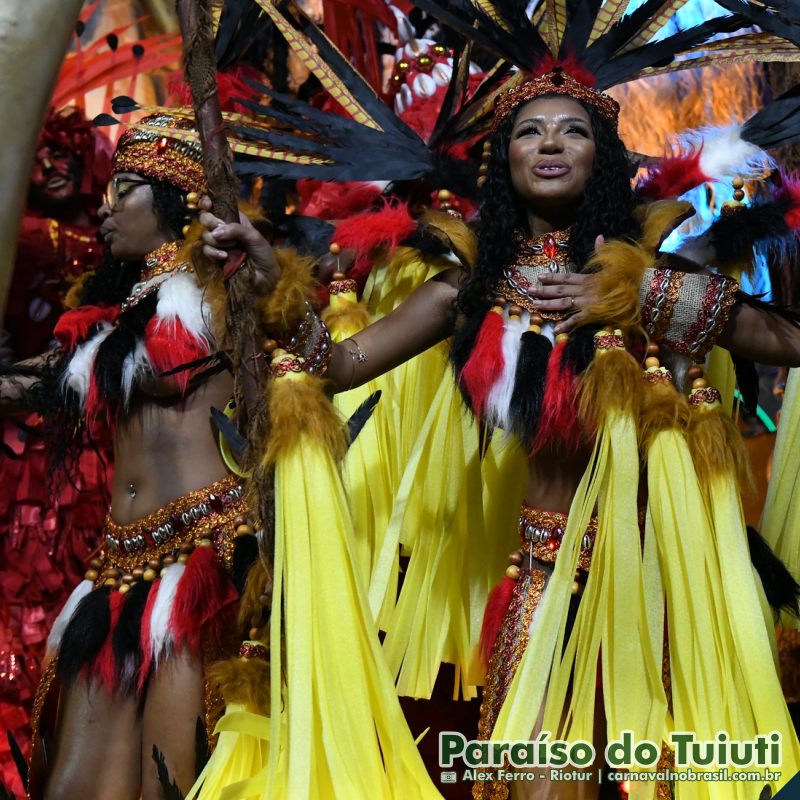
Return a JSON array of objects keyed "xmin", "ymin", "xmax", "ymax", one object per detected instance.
[{"xmin": 505, "ymin": 564, "xmax": 521, "ymax": 580}]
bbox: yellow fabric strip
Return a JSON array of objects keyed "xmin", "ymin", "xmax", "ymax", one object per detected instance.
[{"xmin": 761, "ymin": 368, "xmax": 800, "ymax": 620}]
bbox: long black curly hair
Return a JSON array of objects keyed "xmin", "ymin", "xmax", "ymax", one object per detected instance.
[
  {"xmin": 452, "ymin": 97, "xmax": 641, "ymax": 373},
  {"xmin": 37, "ymin": 178, "xmax": 190, "ymax": 488}
]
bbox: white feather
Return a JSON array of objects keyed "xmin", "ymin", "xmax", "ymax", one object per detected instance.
[
  {"xmin": 541, "ymin": 319, "xmax": 556, "ymax": 346},
  {"xmin": 154, "ymin": 272, "xmax": 211, "ymax": 344},
  {"xmin": 690, "ymin": 125, "xmax": 774, "ymax": 182},
  {"xmin": 47, "ymin": 579, "xmax": 94, "ymax": 652},
  {"xmin": 149, "ymin": 563, "xmax": 185, "ymax": 668},
  {"xmin": 121, "ymin": 339, "xmax": 151, "ymax": 409},
  {"xmin": 486, "ymin": 310, "xmax": 529, "ymax": 428},
  {"xmin": 63, "ymin": 326, "xmax": 113, "ymax": 405}
]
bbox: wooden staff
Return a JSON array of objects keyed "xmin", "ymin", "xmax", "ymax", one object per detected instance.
[
  {"xmin": 175, "ymin": 0, "xmax": 275, "ymax": 564},
  {"xmin": 176, "ymin": 0, "xmax": 262, "ymax": 419}
]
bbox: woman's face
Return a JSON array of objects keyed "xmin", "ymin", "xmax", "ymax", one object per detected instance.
[
  {"xmin": 507, "ymin": 96, "xmax": 595, "ymax": 215},
  {"xmin": 98, "ymin": 172, "xmax": 174, "ymax": 260}
]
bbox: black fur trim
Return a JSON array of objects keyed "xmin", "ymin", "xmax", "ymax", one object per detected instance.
[
  {"xmin": 509, "ymin": 331, "xmax": 551, "ymax": 448},
  {"xmin": 57, "ymin": 586, "xmax": 112, "ymax": 686},
  {"xmin": 93, "ymin": 292, "xmax": 159, "ymax": 407},
  {"xmin": 707, "ymin": 202, "xmax": 793, "ymax": 270},
  {"xmin": 747, "ymin": 525, "xmax": 800, "ymax": 616},
  {"xmin": 563, "ymin": 324, "xmax": 601, "ymax": 375},
  {"xmin": 232, "ymin": 534, "xmax": 259, "ymax": 596},
  {"xmin": 347, "ymin": 390, "xmax": 382, "ymax": 445},
  {"xmin": 112, "ymin": 580, "xmax": 152, "ymax": 694}
]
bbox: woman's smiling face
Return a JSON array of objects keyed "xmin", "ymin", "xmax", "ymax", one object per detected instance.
[{"xmin": 507, "ymin": 96, "xmax": 596, "ymax": 214}]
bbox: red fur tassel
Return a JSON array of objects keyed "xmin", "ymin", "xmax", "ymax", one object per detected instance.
[
  {"xmin": 479, "ymin": 577, "xmax": 516, "ymax": 667},
  {"xmin": 145, "ymin": 317, "xmax": 211, "ymax": 392},
  {"xmin": 532, "ymin": 342, "xmax": 583, "ymax": 454},
  {"xmin": 54, "ymin": 305, "xmax": 119, "ymax": 349},
  {"xmin": 138, "ymin": 578, "xmax": 161, "ymax": 691},
  {"xmin": 93, "ymin": 590, "xmax": 125, "ymax": 690},
  {"xmin": 638, "ymin": 148, "xmax": 707, "ymax": 200},
  {"xmin": 459, "ymin": 309, "xmax": 505, "ymax": 418},
  {"xmin": 333, "ymin": 201, "xmax": 417, "ymax": 286},
  {"xmin": 169, "ymin": 546, "xmax": 238, "ymax": 656}
]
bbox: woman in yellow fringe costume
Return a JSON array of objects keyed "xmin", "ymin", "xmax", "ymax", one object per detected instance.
[{"xmin": 187, "ymin": 55, "xmax": 800, "ymax": 800}]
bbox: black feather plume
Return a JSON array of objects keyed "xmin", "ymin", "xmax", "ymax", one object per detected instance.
[
  {"xmin": 732, "ymin": 354, "xmax": 760, "ymax": 414},
  {"xmin": 152, "ymin": 745, "xmax": 185, "ymax": 800},
  {"xmin": 708, "ymin": 202, "xmax": 795, "ymax": 270},
  {"xmin": 742, "ymin": 83, "xmax": 800, "ymax": 150},
  {"xmin": 112, "ymin": 580, "xmax": 152, "ymax": 694},
  {"xmin": 7, "ymin": 731, "xmax": 27, "ymax": 790},
  {"xmin": 347, "ymin": 390, "xmax": 382, "ymax": 445},
  {"xmin": 563, "ymin": 324, "xmax": 600, "ymax": 375},
  {"xmin": 195, "ymin": 717, "xmax": 210, "ymax": 777},
  {"xmin": 58, "ymin": 586, "xmax": 112, "ymax": 686},
  {"xmin": 747, "ymin": 525, "xmax": 800, "ymax": 616},
  {"xmin": 509, "ymin": 331, "xmax": 552, "ymax": 448},
  {"xmin": 232, "ymin": 534, "xmax": 259, "ymax": 596},
  {"xmin": 211, "ymin": 406, "xmax": 247, "ymax": 463}
]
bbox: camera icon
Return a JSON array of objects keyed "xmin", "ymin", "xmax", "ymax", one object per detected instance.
[{"xmin": 440, "ymin": 771, "xmax": 458, "ymax": 784}]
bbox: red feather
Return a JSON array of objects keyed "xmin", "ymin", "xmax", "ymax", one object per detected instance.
[
  {"xmin": 54, "ymin": 305, "xmax": 119, "ymax": 349},
  {"xmin": 169, "ymin": 546, "xmax": 238, "ymax": 657},
  {"xmin": 638, "ymin": 148, "xmax": 708, "ymax": 201},
  {"xmin": 459, "ymin": 309, "xmax": 505, "ymax": 418},
  {"xmin": 138, "ymin": 577, "xmax": 160, "ymax": 691},
  {"xmin": 479, "ymin": 576, "xmax": 516, "ymax": 668},
  {"xmin": 533, "ymin": 54, "xmax": 598, "ymax": 88},
  {"xmin": 145, "ymin": 317, "xmax": 211, "ymax": 392},
  {"xmin": 334, "ymin": 201, "xmax": 417, "ymax": 286},
  {"xmin": 93, "ymin": 589, "xmax": 124, "ymax": 690},
  {"xmin": 532, "ymin": 342, "xmax": 583, "ymax": 454},
  {"xmin": 778, "ymin": 172, "xmax": 800, "ymax": 232},
  {"xmin": 298, "ymin": 180, "xmax": 382, "ymax": 220}
]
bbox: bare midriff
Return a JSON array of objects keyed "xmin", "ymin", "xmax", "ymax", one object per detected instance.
[
  {"xmin": 110, "ymin": 370, "xmax": 235, "ymax": 524},
  {"xmin": 525, "ymin": 442, "xmax": 592, "ymax": 514}
]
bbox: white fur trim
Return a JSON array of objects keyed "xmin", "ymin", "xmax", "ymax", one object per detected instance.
[
  {"xmin": 486, "ymin": 309, "xmax": 529, "ymax": 428},
  {"xmin": 149, "ymin": 563, "xmax": 185, "ymax": 668},
  {"xmin": 47, "ymin": 579, "xmax": 94, "ymax": 652},
  {"xmin": 154, "ymin": 272, "xmax": 212, "ymax": 344},
  {"xmin": 121, "ymin": 339, "xmax": 151, "ymax": 409},
  {"xmin": 691, "ymin": 125, "xmax": 774, "ymax": 182},
  {"xmin": 63, "ymin": 325, "xmax": 114, "ymax": 405}
]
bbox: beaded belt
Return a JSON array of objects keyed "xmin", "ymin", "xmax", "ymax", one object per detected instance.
[
  {"xmin": 86, "ymin": 475, "xmax": 247, "ymax": 592},
  {"xmin": 518, "ymin": 505, "xmax": 598, "ymax": 572}
]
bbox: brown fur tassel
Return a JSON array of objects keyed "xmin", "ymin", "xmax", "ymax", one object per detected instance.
[
  {"xmin": 421, "ymin": 209, "xmax": 478, "ymax": 269},
  {"xmin": 261, "ymin": 367, "xmax": 348, "ymax": 469},
  {"xmin": 237, "ymin": 560, "xmax": 272, "ymax": 632},
  {"xmin": 206, "ymin": 653, "xmax": 270, "ymax": 715},
  {"xmin": 639, "ymin": 375, "xmax": 689, "ymax": 454},
  {"xmin": 256, "ymin": 249, "xmax": 317, "ymax": 332},
  {"xmin": 687, "ymin": 401, "xmax": 754, "ymax": 496},
  {"xmin": 578, "ymin": 344, "xmax": 643, "ymax": 429},
  {"xmin": 582, "ymin": 200, "xmax": 694, "ymax": 333}
]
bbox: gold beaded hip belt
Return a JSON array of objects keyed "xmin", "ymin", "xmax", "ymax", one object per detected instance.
[
  {"xmin": 87, "ymin": 474, "xmax": 247, "ymax": 589},
  {"xmin": 518, "ymin": 504, "xmax": 598, "ymax": 572}
]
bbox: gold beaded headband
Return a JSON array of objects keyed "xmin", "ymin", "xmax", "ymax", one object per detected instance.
[
  {"xmin": 493, "ymin": 68, "xmax": 619, "ymax": 132},
  {"xmin": 112, "ymin": 113, "xmax": 207, "ymax": 194}
]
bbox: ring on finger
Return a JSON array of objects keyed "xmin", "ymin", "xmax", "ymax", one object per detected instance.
[{"xmin": 569, "ymin": 296, "xmax": 575, "ymax": 309}]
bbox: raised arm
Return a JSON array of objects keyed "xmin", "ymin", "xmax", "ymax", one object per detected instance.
[
  {"xmin": 199, "ymin": 203, "xmax": 461, "ymax": 392},
  {"xmin": 323, "ymin": 270, "xmax": 459, "ymax": 392}
]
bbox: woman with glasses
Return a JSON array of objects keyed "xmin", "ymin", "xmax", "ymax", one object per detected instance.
[{"xmin": 16, "ymin": 113, "xmax": 276, "ymax": 800}]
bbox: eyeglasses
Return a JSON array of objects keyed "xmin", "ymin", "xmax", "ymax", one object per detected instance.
[{"xmin": 103, "ymin": 177, "xmax": 151, "ymax": 211}]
